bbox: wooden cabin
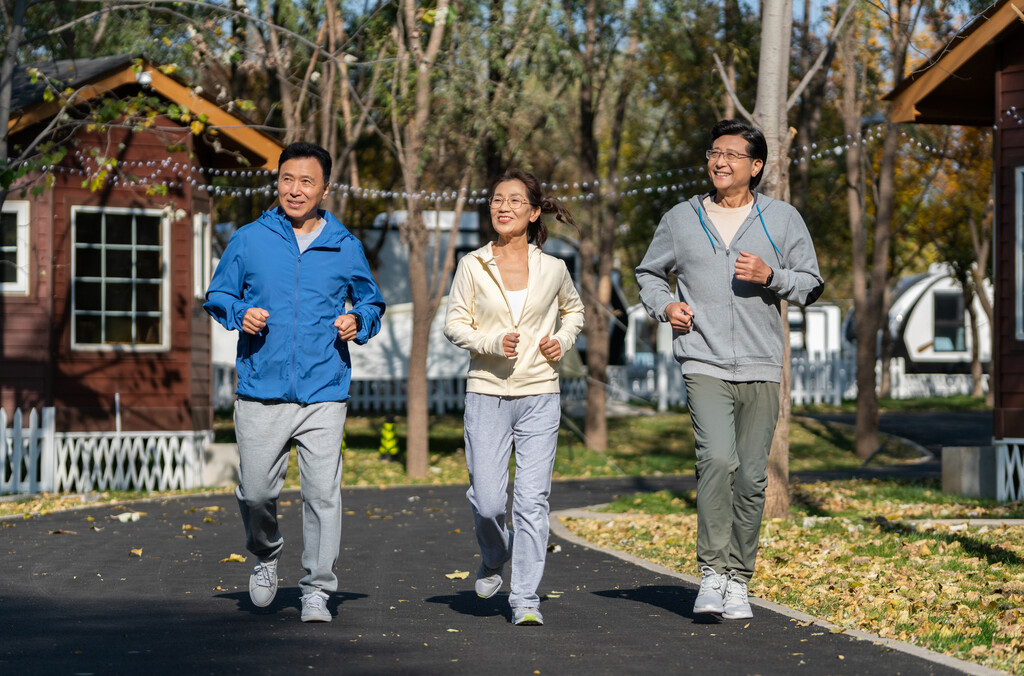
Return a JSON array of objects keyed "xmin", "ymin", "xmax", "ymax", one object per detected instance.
[
  {"xmin": 1, "ymin": 55, "xmax": 283, "ymax": 433},
  {"xmin": 887, "ymin": 0, "xmax": 1023, "ymax": 487}
]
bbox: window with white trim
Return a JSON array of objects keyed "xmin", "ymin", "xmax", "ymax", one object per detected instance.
[
  {"xmin": 71, "ymin": 207, "xmax": 169, "ymax": 350},
  {"xmin": 1, "ymin": 201, "xmax": 30, "ymax": 294},
  {"xmin": 193, "ymin": 211, "xmax": 210, "ymax": 299}
]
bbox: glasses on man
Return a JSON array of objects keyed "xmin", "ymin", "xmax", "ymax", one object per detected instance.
[
  {"xmin": 489, "ymin": 196, "xmax": 530, "ymax": 210},
  {"xmin": 706, "ymin": 149, "xmax": 752, "ymax": 163}
]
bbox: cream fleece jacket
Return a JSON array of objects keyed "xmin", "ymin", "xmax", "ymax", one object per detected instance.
[{"xmin": 444, "ymin": 242, "xmax": 585, "ymax": 396}]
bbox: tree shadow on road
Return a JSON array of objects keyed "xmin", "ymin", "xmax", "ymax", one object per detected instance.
[{"xmin": 592, "ymin": 585, "xmax": 722, "ymax": 624}]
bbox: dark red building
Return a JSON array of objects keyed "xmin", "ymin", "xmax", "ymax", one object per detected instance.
[
  {"xmin": 888, "ymin": 0, "xmax": 1024, "ymax": 496},
  {"xmin": 1, "ymin": 55, "xmax": 283, "ymax": 433}
]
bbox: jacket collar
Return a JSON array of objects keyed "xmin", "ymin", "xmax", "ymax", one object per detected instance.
[
  {"xmin": 475, "ymin": 241, "xmax": 539, "ymax": 263},
  {"xmin": 259, "ymin": 207, "xmax": 352, "ymax": 248}
]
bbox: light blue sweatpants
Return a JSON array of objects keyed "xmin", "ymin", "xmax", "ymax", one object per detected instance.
[
  {"xmin": 463, "ymin": 392, "xmax": 561, "ymax": 609},
  {"xmin": 233, "ymin": 398, "xmax": 348, "ymax": 594}
]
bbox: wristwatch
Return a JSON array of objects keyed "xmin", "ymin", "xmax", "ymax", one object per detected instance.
[{"xmin": 763, "ymin": 268, "xmax": 774, "ymax": 287}]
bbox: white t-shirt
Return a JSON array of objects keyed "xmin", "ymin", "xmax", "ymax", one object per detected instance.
[
  {"xmin": 703, "ymin": 196, "xmax": 753, "ymax": 247},
  {"xmin": 506, "ymin": 288, "xmax": 528, "ymax": 326}
]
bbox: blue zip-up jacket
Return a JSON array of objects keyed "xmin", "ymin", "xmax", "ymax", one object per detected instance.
[
  {"xmin": 204, "ymin": 208, "xmax": 385, "ymax": 404},
  {"xmin": 636, "ymin": 192, "xmax": 824, "ymax": 383}
]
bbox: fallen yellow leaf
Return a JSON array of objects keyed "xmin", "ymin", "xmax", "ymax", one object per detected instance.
[
  {"xmin": 130, "ymin": 548, "xmax": 143, "ymax": 557},
  {"xmin": 221, "ymin": 553, "xmax": 247, "ymax": 563},
  {"xmin": 445, "ymin": 570, "xmax": 470, "ymax": 580}
]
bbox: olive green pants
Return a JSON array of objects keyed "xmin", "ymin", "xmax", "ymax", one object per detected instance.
[{"xmin": 684, "ymin": 373, "xmax": 780, "ymax": 582}]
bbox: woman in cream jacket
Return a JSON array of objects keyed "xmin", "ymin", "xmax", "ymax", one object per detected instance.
[{"xmin": 444, "ymin": 169, "xmax": 585, "ymax": 626}]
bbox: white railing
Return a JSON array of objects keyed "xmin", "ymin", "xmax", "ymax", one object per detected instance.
[
  {"xmin": 1, "ymin": 407, "xmax": 57, "ymax": 494},
  {"xmin": 997, "ymin": 440, "xmax": 1024, "ymax": 501},
  {"xmin": 1, "ymin": 407, "xmax": 208, "ymax": 495}
]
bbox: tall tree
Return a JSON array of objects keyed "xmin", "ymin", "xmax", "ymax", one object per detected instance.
[
  {"xmin": 716, "ymin": 0, "xmax": 853, "ymax": 516},
  {"xmin": 558, "ymin": 0, "xmax": 646, "ymax": 451}
]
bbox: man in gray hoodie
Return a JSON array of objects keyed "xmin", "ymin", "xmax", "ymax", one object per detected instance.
[{"xmin": 636, "ymin": 119, "xmax": 824, "ymax": 620}]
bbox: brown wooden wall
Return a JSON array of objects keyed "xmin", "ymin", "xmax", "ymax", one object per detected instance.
[
  {"xmin": 3, "ymin": 120, "xmax": 214, "ymax": 433},
  {"xmin": 994, "ymin": 26, "xmax": 1024, "ymax": 439},
  {"xmin": 0, "ymin": 188, "xmax": 55, "ymax": 413}
]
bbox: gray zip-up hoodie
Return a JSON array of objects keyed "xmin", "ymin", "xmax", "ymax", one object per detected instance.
[{"xmin": 635, "ymin": 192, "xmax": 824, "ymax": 383}]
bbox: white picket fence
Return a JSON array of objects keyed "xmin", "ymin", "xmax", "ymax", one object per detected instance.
[{"xmin": 1, "ymin": 407, "xmax": 208, "ymax": 496}]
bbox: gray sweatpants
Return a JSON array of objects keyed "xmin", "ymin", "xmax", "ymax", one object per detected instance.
[
  {"xmin": 464, "ymin": 392, "xmax": 561, "ymax": 609},
  {"xmin": 684, "ymin": 374, "xmax": 779, "ymax": 583},
  {"xmin": 233, "ymin": 398, "xmax": 348, "ymax": 594}
]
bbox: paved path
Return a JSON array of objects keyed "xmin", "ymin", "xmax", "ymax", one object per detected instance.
[
  {"xmin": 0, "ymin": 471, "xmax": 994, "ymax": 675},
  {"xmin": 805, "ymin": 410, "xmax": 993, "ymax": 455}
]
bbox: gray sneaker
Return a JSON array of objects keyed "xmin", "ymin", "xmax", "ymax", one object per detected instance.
[
  {"xmin": 693, "ymin": 565, "xmax": 726, "ymax": 614},
  {"xmin": 722, "ymin": 571, "xmax": 753, "ymax": 620},
  {"xmin": 300, "ymin": 589, "xmax": 331, "ymax": 622},
  {"xmin": 248, "ymin": 559, "xmax": 278, "ymax": 608},
  {"xmin": 475, "ymin": 563, "xmax": 502, "ymax": 599},
  {"xmin": 512, "ymin": 606, "xmax": 543, "ymax": 626}
]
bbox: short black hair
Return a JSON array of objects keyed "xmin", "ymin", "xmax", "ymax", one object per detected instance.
[
  {"xmin": 711, "ymin": 119, "xmax": 768, "ymax": 190},
  {"xmin": 278, "ymin": 142, "xmax": 332, "ymax": 183}
]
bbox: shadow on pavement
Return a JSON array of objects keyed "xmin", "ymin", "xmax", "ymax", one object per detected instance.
[
  {"xmin": 214, "ymin": 588, "xmax": 369, "ymax": 616},
  {"xmin": 424, "ymin": 589, "xmax": 512, "ymax": 621},
  {"xmin": 593, "ymin": 585, "xmax": 725, "ymax": 624}
]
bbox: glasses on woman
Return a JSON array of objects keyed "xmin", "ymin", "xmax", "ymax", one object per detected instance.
[
  {"xmin": 706, "ymin": 149, "xmax": 752, "ymax": 163},
  {"xmin": 489, "ymin": 195, "xmax": 530, "ymax": 210}
]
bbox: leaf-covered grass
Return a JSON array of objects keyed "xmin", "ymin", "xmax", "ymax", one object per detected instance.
[{"xmin": 564, "ymin": 479, "xmax": 1024, "ymax": 675}]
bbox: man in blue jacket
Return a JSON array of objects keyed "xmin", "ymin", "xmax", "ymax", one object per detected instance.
[
  {"xmin": 636, "ymin": 120, "xmax": 823, "ymax": 621},
  {"xmin": 205, "ymin": 142, "xmax": 385, "ymax": 623}
]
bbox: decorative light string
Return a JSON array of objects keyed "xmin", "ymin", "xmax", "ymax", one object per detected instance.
[{"xmin": 39, "ymin": 107, "xmax": 1020, "ymax": 205}]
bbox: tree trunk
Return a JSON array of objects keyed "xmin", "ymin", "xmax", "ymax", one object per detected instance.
[
  {"xmin": 405, "ymin": 213, "xmax": 431, "ymax": 478},
  {"xmin": 0, "ymin": 0, "xmax": 27, "ymax": 167},
  {"xmin": 752, "ymin": 0, "xmax": 793, "ymax": 519}
]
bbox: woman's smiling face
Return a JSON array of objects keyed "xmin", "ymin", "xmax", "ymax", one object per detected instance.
[{"xmin": 490, "ymin": 179, "xmax": 540, "ymax": 242}]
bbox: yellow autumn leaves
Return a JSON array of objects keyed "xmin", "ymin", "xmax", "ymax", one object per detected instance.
[{"xmin": 562, "ymin": 480, "xmax": 1024, "ymax": 675}]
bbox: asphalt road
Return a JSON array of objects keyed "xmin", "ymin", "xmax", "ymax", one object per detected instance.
[{"xmin": 1, "ymin": 470, "xmax": 987, "ymax": 675}]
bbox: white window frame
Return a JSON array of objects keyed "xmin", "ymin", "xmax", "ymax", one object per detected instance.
[
  {"xmin": 70, "ymin": 206, "xmax": 171, "ymax": 352},
  {"xmin": 193, "ymin": 211, "xmax": 211, "ymax": 299},
  {"xmin": 1017, "ymin": 166, "xmax": 1024, "ymax": 341},
  {"xmin": 1, "ymin": 200, "xmax": 30, "ymax": 295}
]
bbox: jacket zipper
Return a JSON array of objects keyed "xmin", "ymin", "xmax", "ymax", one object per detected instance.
[
  {"xmin": 291, "ymin": 250, "xmax": 301, "ymax": 399},
  {"xmin": 483, "ymin": 250, "xmax": 526, "ymax": 396}
]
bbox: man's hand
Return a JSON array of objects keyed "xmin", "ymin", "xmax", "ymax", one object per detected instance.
[
  {"xmin": 539, "ymin": 336, "xmax": 562, "ymax": 361},
  {"xmin": 502, "ymin": 332, "xmax": 520, "ymax": 358},
  {"xmin": 666, "ymin": 302, "xmax": 694, "ymax": 333},
  {"xmin": 735, "ymin": 251, "xmax": 772, "ymax": 285},
  {"xmin": 334, "ymin": 313, "xmax": 359, "ymax": 341},
  {"xmin": 242, "ymin": 308, "xmax": 269, "ymax": 335}
]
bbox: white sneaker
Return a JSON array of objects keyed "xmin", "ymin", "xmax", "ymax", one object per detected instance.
[
  {"xmin": 300, "ymin": 589, "xmax": 331, "ymax": 622},
  {"xmin": 248, "ymin": 559, "xmax": 278, "ymax": 608},
  {"xmin": 475, "ymin": 563, "xmax": 502, "ymax": 599},
  {"xmin": 512, "ymin": 606, "xmax": 543, "ymax": 625},
  {"xmin": 693, "ymin": 566, "xmax": 726, "ymax": 614},
  {"xmin": 722, "ymin": 571, "xmax": 753, "ymax": 620}
]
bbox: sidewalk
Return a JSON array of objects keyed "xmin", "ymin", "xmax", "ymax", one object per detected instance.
[{"xmin": 0, "ymin": 477, "xmax": 999, "ymax": 675}]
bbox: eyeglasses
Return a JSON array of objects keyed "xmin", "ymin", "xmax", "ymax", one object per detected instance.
[
  {"xmin": 706, "ymin": 149, "xmax": 752, "ymax": 163},
  {"xmin": 489, "ymin": 196, "xmax": 530, "ymax": 210}
]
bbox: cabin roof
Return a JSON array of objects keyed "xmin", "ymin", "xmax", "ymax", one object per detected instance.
[
  {"xmin": 8, "ymin": 55, "xmax": 283, "ymax": 170},
  {"xmin": 886, "ymin": 0, "xmax": 1024, "ymax": 125}
]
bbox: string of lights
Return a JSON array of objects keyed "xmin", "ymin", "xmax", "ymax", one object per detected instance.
[{"xmin": 44, "ymin": 107, "xmax": 1018, "ymax": 205}]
